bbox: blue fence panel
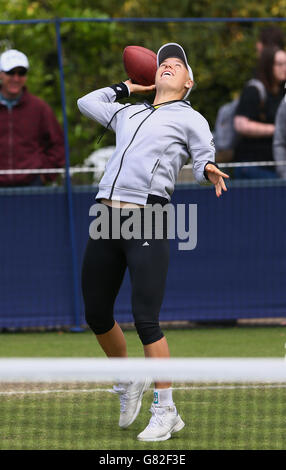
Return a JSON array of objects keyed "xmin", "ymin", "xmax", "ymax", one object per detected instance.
[
  {"xmin": 0, "ymin": 187, "xmax": 74, "ymax": 328},
  {"xmin": 1, "ymin": 182, "xmax": 285, "ymax": 329}
]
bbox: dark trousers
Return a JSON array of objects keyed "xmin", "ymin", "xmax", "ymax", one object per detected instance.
[{"xmin": 81, "ymin": 205, "xmax": 169, "ymax": 346}]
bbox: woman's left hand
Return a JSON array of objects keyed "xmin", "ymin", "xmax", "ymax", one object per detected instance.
[{"xmin": 205, "ymin": 163, "xmax": 229, "ymax": 198}]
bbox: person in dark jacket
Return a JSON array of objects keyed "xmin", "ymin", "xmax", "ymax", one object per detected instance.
[
  {"xmin": 234, "ymin": 46, "xmax": 286, "ymax": 179},
  {"xmin": 0, "ymin": 49, "xmax": 65, "ymax": 186}
]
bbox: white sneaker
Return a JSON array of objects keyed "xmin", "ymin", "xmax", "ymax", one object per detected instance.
[
  {"xmin": 137, "ymin": 404, "xmax": 185, "ymax": 441},
  {"xmin": 114, "ymin": 378, "xmax": 152, "ymax": 428}
]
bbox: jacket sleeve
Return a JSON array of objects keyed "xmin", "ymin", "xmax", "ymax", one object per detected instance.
[
  {"xmin": 273, "ymin": 100, "xmax": 286, "ymax": 179},
  {"xmin": 77, "ymin": 87, "xmax": 127, "ymax": 131},
  {"xmin": 187, "ymin": 111, "xmax": 216, "ymax": 183}
]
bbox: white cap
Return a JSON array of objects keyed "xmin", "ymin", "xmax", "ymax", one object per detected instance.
[
  {"xmin": 157, "ymin": 43, "xmax": 193, "ymax": 99},
  {"xmin": 0, "ymin": 49, "xmax": 29, "ymax": 72}
]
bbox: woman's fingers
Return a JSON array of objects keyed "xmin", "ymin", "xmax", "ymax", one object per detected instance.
[
  {"xmin": 215, "ymin": 178, "xmax": 228, "ymax": 197},
  {"xmin": 216, "ymin": 184, "xmax": 222, "ymax": 197},
  {"xmin": 220, "ymin": 178, "xmax": 228, "ymax": 192},
  {"xmin": 205, "ymin": 164, "xmax": 229, "ymax": 179}
]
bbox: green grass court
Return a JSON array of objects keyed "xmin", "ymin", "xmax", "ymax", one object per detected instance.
[
  {"xmin": 1, "ymin": 326, "xmax": 285, "ymax": 450},
  {"xmin": 0, "ymin": 325, "xmax": 285, "ymax": 357},
  {"xmin": 1, "ymin": 383, "xmax": 285, "ymax": 450}
]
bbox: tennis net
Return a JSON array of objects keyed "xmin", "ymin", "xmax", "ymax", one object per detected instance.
[{"xmin": 0, "ymin": 357, "xmax": 285, "ymax": 451}]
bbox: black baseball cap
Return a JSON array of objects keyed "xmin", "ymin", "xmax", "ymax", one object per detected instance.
[
  {"xmin": 157, "ymin": 43, "xmax": 194, "ymax": 98},
  {"xmin": 157, "ymin": 43, "xmax": 193, "ymax": 81}
]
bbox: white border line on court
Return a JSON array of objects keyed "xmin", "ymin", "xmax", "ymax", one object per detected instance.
[{"xmin": 1, "ymin": 384, "xmax": 286, "ymax": 397}]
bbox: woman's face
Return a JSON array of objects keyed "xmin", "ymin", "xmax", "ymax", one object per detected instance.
[
  {"xmin": 273, "ymin": 50, "xmax": 286, "ymax": 83},
  {"xmin": 155, "ymin": 57, "xmax": 193, "ymax": 97}
]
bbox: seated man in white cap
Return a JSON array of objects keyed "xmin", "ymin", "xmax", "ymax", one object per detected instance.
[{"xmin": 0, "ymin": 49, "xmax": 65, "ymax": 186}]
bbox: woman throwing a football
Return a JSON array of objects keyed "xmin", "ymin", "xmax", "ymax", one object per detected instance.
[{"xmin": 78, "ymin": 42, "xmax": 228, "ymax": 442}]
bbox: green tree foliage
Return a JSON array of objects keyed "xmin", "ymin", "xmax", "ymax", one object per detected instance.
[{"xmin": 0, "ymin": 0, "xmax": 286, "ymax": 170}]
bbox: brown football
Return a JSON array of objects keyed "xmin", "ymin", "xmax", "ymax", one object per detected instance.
[{"xmin": 123, "ymin": 45, "xmax": 157, "ymax": 86}]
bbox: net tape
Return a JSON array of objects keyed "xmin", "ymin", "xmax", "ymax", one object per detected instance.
[{"xmin": 1, "ymin": 358, "xmax": 286, "ymax": 383}]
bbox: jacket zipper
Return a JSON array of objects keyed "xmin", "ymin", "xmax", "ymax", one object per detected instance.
[
  {"xmin": 151, "ymin": 159, "xmax": 160, "ymax": 174},
  {"xmin": 109, "ymin": 108, "xmax": 156, "ymax": 199}
]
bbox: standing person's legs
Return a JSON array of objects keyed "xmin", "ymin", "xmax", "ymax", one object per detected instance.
[
  {"xmin": 125, "ymin": 236, "xmax": 171, "ymax": 387},
  {"xmin": 143, "ymin": 337, "xmax": 171, "ymax": 386},
  {"xmin": 96, "ymin": 322, "xmax": 128, "ymax": 358},
  {"xmin": 82, "ymin": 234, "xmax": 149, "ymax": 428},
  {"xmin": 81, "ymin": 236, "xmax": 127, "ymax": 357},
  {"xmin": 124, "ymin": 233, "xmax": 184, "ymax": 441},
  {"xmin": 110, "ymin": 235, "xmax": 171, "ymax": 432}
]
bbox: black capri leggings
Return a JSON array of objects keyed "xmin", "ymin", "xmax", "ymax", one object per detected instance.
[{"xmin": 81, "ymin": 204, "xmax": 169, "ymax": 346}]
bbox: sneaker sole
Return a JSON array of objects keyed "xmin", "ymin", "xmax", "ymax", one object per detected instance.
[
  {"xmin": 137, "ymin": 416, "xmax": 185, "ymax": 442},
  {"xmin": 172, "ymin": 416, "xmax": 185, "ymax": 433},
  {"xmin": 119, "ymin": 378, "xmax": 152, "ymax": 428}
]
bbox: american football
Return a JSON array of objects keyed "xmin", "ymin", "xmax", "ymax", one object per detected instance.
[{"xmin": 123, "ymin": 45, "xmax": 157, "ymax": 86}]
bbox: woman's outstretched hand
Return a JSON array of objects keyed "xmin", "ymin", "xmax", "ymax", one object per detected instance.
[{"xmin": 204, "ymin": 163, "xmax": 229, "ymax": 198}]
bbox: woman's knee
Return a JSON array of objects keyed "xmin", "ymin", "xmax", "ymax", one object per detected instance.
[
  {"xmin": 134, "ymin": 321, "xmax": 164, "ymax": 346},
  {"xmin": 85, "ymin": 308, "xmax": 115, "ymax": 335}
]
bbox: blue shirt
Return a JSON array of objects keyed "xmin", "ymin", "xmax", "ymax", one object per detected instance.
[{"xmin": 0, "ymin": 92, "xmax": 21, "ymax": 110}]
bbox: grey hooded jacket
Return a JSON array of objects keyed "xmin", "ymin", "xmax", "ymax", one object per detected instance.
[
  {"xmin": 77, "ymin": 86, "xmax": 216, "ymax": 205},
  {"xmin": 273, "ymin": 99, "xmax": 286, "ymax": 179}
]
